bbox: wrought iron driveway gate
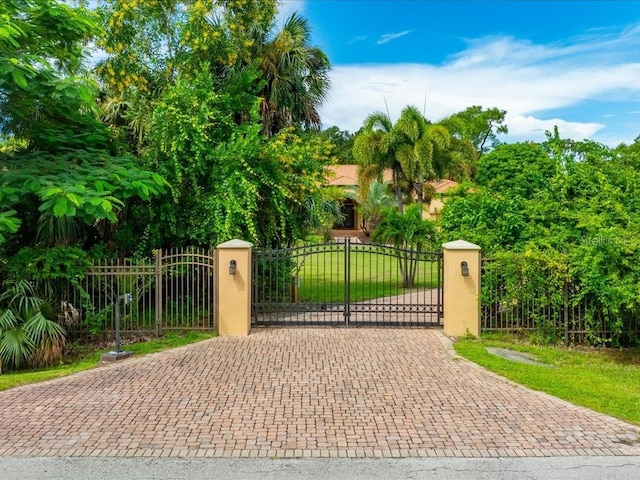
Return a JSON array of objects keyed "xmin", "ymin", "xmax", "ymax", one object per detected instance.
[{"xmin": 252, "ymin": 237, "xmax": 443, "ymax": 327}]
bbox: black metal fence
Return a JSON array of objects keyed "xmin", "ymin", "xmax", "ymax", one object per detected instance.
[
  {"xmin": 252, "ymin": 238, "xmax": 443, "ymax": 327},
  {"xmin": 481, "ymin": 257, "xmax": 640, "ymax": 345},
  {"xmin": 59, "ymin": 248, "xmax": 215, "ymax": 337}
]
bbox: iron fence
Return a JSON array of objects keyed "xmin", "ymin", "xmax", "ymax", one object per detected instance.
[
  {"xmin": 252, "ymin": 238, "xmax": 443, "ymax": 327},
  {"xmin": 481, "ymin": 257, "xmax": 640, "ymax": 345},
  {"xmin": 61, "ymin": 248, "xmax": 215, "ymax": 336}
]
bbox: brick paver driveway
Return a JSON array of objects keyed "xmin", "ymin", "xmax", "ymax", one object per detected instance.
[{"xmin": 0, "ymin": 328, "xmax": 639, "ymax": 458}]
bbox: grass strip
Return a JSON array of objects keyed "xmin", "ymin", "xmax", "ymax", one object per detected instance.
[
  {"xmin": 0, "ymin": 331, "xmax": 215, "ymax": 391},
  {"xmin": 297, "ymin": 250, "xmax": 440, "ymax": 303},
  {"xmin": 453, "ymin": 336, "xmax": 640, "ymax": 424}
]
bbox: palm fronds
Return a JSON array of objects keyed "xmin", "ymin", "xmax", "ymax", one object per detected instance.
[{"xmin": 0, "ymin": 280, "xmax": 67, "ymax": 372}]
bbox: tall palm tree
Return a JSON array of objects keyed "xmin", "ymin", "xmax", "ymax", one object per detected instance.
[
  {"xmin": 352, "ymin": 112, "xmax": 405, "ymax": 211},
  {"xmin": 99, "ymin": 5, "xmax": 331, "ymax": 140},
  {"xmin": 353, "ymin": 106, "xmax": 452, "ymax": 211},
  {"xmin": 393, "ymin": 106, "xmax": 451, "ymax": 204},
  {"xmin": 254, "ymin": 13, "xmax": 331, "ymax": 136}
]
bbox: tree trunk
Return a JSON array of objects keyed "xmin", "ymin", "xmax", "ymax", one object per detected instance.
[
  {"xmin": 393, "ymin": 168, "xmax": 404, "ymax": 213},
  {"xmin": 415, "ymin": 182, "xmax": 423, "ymax": 204},
  {"xmin": 399, "ymin": 252, "xmax": 416, "ymax": 288}
]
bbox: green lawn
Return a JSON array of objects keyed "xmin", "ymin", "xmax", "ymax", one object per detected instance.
[
  {"xmin": 296, "ymin": 249, "xmax": 441, "ymax": 303},
  {"xmin": 454, "ymin": 335, "xmax": 640, "ymax": 425},
  {"xmin": 0, "ymin": 331, "xmax": 214, "ymax": 391}
]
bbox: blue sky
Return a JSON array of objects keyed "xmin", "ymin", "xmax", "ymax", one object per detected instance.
[{"xmin": 278, "ymin": 0, "xmax": 640, "ymax": 146}]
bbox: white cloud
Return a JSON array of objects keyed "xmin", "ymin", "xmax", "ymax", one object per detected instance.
[
  {"xmin": 321, "ymin": 27, "xmax": 640, "ymax": 145},
  {"xmin": 505, "ymin": 114, "xmax": 603, "ymax": 143},
  {"xmin": 376, "ymin": 30, "xmax": 412, "ymax": 45},
  {"xmin": 349, "ymin": 35, "xmax": 367, "ymax": 45}
]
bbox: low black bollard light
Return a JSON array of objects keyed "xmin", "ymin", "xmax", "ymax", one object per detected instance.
[{"xmin": 101, "ymin": 293, "xmax": 135, "ymax": 363}]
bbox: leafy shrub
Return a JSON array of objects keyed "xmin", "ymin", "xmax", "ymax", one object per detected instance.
[
  {"xmin": 372, "ymin": 204, "xmax": 438, "ymax": 287},
  {"xmin": 3, "ymin": 246, "xmax": 91, "ymax": 302},
  {"xmin": 253, "ymin": 252, "xmax": 297, "ymax": 308},
  {"xmin": 443, "ymin": 135, "xmax": 640, "ymax": 345}
]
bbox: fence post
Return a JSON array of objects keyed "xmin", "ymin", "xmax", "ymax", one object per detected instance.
[
  {"xmin": 442, "ymin": 240, "xmax": 482, "ymax": 337},
  {"xmin": 563, "ymin": 280, "xmax": 569, "ymax": 346},
  {"xmin": 215, "ymin": 239, "xmax": 253, "ymax": 336},
  {"xmin": 154, "ymin": 249, "xmax": 162, "ymax": 337}
]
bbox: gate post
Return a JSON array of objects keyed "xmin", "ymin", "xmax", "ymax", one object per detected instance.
[
  {"xmin": 442, "ymin": 240, "xmax": 481, "ymax": 337},
  {"xmin": 215, "ymin": 239, "xmax": 253, "ymax": 336}
]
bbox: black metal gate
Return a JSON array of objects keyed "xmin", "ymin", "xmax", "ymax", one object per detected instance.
[{"xmin": 252, "ymin": 237, "xmax": 443, "ymax": 327}]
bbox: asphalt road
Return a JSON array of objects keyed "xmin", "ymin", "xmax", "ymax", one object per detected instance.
[{"xmin": 2, "ymin": 456, "xmax": 640, "ymax": 480}]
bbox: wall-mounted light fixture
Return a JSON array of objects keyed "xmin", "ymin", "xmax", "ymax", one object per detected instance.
[
  {"xmin": 461, "ymin": 261, "xmax": 469, "ymax": 277},
  {"xmin": 229, "ymin": 259, "xmax": 237, "ymax": 275}
]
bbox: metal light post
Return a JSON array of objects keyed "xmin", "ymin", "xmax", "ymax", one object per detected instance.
[
  {"xmin": 101, "ymin": 293, "xmax": 135, "ymax": 362},
  {"xmin": 115, "ymin": 293, "xmax": 133, "ymax": 352}
]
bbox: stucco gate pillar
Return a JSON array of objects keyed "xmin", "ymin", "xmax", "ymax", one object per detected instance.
[
  {"xmin": 442, "ymin": 240, "xmax": 482, "ymax": 337},
  {"xmin": 215, "ymin": 239, "xmax": 253, "ymax": 336}
]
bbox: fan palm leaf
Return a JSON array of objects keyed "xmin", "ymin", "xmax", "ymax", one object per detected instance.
[
  {"xmin": 0, "ymin": 279, "xmax": 43, "ymax": 319},
  {"xmin": 23, "ymin": 312, "xmax": 66, "ymax": 368},
  {"xmin": 0, "ymin": 328, "xmax": 34, "ymax": 370},
  {"xmin": 257, "ymin": 12, "xmax": 331, "ymax": 136},
  {"xmin": 0, "ymin": 279, "xmax": 67, "ymax": 371},
  {"xmin": 0, "ymin": 309, "xmax": 19, "ymax": 335}
]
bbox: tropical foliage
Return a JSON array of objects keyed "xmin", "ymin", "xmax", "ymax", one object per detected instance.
[
  {"xmin": 321, "ymin": 126, "xmax": 355, "ymax": 164},
  {"xmin": 439, "ymin": 130, "xmax": 640, "ymax": 345},
  {"xmin": 0, "ymin": 0, "xmax": 339, "ymax": 370},
  {"xmin": 353, "ymin": 112, "xmax": 400, "ymax": 207},
  {"xmin": 0, "ymin": 0, "xmax": 167, "ymax": 253},
  {"xmin": 372, "ymin": 204, "xmax": 438, "ymax": 288},
  {"xmin": 440, "ymin": 107, "xmax": 507, "ymax": 156},
  {"xmin": 0, "ymin": 279, "xmax": 66, "ymax": 371},
  {"xmin": 1, "ymin": 0, "xmax": 638, "ymax": 367},
  {"xmin": 1, "ymin": 0, "xmax": 337, "ymax": 257},
  {"xmin": 346, "ymin": 181, "xmax": 395, "ymax": 237},
  {"xmin": 352, "ymin": 104, "xmax": 493, "ymax": 213},
  {"xmin": 393, "ymin": 106, "xmax": 451, "ymax": 204},
  {"xmin": 249, "ymin": 12, "xmax": 331, "ymax": 136},
  {"xmin": 95, "ymin": 0, "xmax": 336, "ymax": 252}
]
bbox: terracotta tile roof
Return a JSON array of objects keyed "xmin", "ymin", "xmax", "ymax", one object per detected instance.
[
  {"xmin": 327, "ymin": 164, "xmax": 359, "ymax": 186},
  {"xmin": 327, "ymin": 164, "xmax": 393, "ymax": 186},
  {"xmin": 430, "ymin": 178, "xmax": 459, "ymax": 193},
  {"xmin": 327, "ymin": 165, "xmax": 458, "ymax": 192}
]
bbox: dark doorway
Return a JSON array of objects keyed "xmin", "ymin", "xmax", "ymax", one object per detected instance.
[{"xmin": 339, "ymin": 199, "xmax": 356, "ymax": 229}]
